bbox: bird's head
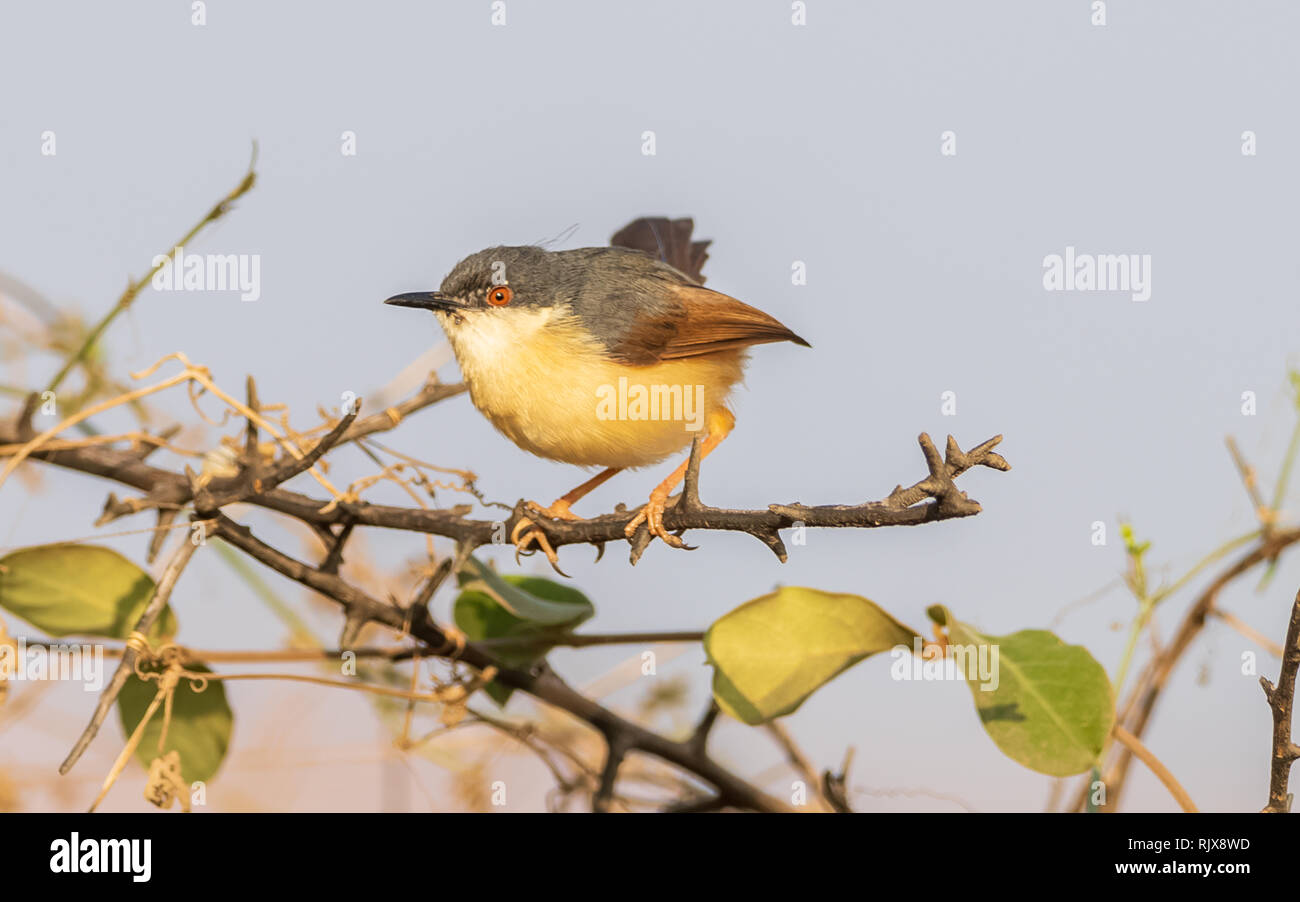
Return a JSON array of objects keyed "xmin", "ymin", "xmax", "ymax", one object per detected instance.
[
  {"xmin": 384, "ymin": 245, "xmax": 569, "ymax": 327},
  {"xmin": 384, "ymin": 243, "xmax": 690, "ymax": 368}
]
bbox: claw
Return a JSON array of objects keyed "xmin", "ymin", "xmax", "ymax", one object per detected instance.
[
  {"xmin": 624, "ymin": 494, "xmax": 694, "ymax": 550},
  {"xmin": 510, "ymin": 500, "xmax": 580, "ymax": 576}
]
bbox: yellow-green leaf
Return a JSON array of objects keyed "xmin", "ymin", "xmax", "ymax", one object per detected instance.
[
  {"xmin": 928, "ymin": 605, "xmax": 1114, "ymax": 777},
  {"xmin": 706, "ymin": 587, "xmax": 920, "ymax": 725},
  {"xmin": 0, "ymin": 544, "xmax": 178, "ymax": 640},
  {"xmin": 116, "ymin": 663, "xmax": 232, "ymax": 785}
]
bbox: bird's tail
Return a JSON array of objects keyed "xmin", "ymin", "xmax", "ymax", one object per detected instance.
[{"xmin": 610, "ymin": 217, "xmax": 712, "ymax": 284}]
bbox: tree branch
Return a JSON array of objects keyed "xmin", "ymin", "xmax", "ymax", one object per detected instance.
[{"xmin": 2, "ymin": 420, "xmax": 1009, "ymax": 566}]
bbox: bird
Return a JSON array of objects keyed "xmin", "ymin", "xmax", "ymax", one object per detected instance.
[{"xmin": 384, "ymin": 217, "xmax": 809, "ymax": 567}]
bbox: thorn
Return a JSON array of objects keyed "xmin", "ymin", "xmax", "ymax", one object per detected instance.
[
  {"xmin": 147, "ymin": 509, "xmax": 179, "ymax": 564},
  {"xmin": 917, "ymin": 433, "xmax": 945, "ymax": 477},
  {"xmin": 16, "ymin": 392, "xmax": 40, "ymax": 440},
  {"xmin": 320, "ymin": 519, "xmax": 355, "ymax": 575},
  {"xmin": 944, "ymin": 434, "xmax": 964, "ymax": 466},
  {"xmin": 753, "ymin": 529, "xmax": 788, "ymax": 562},
  {"xmin": 244, "ymin": 374, "xmax": 260, "ymax": 458},
  {"xmin": 680, "ymin": 434, "xmax": 705, "ymax": 512},
  {"xmin": 339, "ymin": 612, "xmax": 366, "ymax": 650},
  {"xmin": 984, "ymin": 452, "xmax": 1011, "ymax": 472},
  {"xmin": 130, "ymin": 424, "xmax": 181, "ymax": 461},
  {"xmin": 628, "ymin": 527, "xmax": 653, "ymax": 565},
  {"xmin": 95, "ymin": 494, "xmax": 123, "ymax": 527}
]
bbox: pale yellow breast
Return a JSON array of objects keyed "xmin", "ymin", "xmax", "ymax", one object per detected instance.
[{"xmin": 439, "ymin": 307, "xmax": 745, "ymax": 469}]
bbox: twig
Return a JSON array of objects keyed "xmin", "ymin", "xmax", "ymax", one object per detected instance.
[
  {"xmin": 1226, "ymin": 436, "xmax": 1275, "ymax": 534},
  {"xmin": 17, "ymin": 642, "xmax": 415, "ymax": 664},
  {"xmin": 319, "ymin": 519, "xmax": 355, "ymax": 575},
  {"xmin": 1210, "ymin": 608, "xmax": 1285, "ymax": 658},
  {"xmin": 1110, "ymin": 724, "xmax": 1198, "ymax": 812},
  {"xmin": 687, "ymin": 700, "xmax": 720, "ymax": 756},
  {"xmin": 475, "ymin": 630, "xmax": 703, "ymax": 651},
  {"xmin": 58, "ymin": 535, "xmax": 200, "ymax": 774},
  {"xmin": 0, "ymin": 373, "xmax": 465, "ymax": 528},
  {"xmin": 662, "ymin": 794, "xmax": 728, "ymax": 813},
  {"xmin": 1268, "ymin": 402, "xmax": 1300, "ymax": 529},
  {"xmin": 340, "ymin": 378, "xmax": 466, "ymax": 444},
  {"xmin": 44, "ymin": 145, "xmax": 258, "ymax": 395},
  {"xmin": 1260, "ymin": 588, "xmax": 1300, "ymax": 813},
  {"xmin": 594, "ymin": 737, "xmax": 630, "ymax": 813},
  {"xmin": 765, "ymin": 720, "xmax": 832, "ymax": 811},
  {"xmin": 822, "ymin": 747, "xmax": 856, "ymax": 813}
]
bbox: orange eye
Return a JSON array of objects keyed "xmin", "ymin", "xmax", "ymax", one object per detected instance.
[{"xmin": 487, "ymin": 285, "xmax": 512, "ymax": 307}]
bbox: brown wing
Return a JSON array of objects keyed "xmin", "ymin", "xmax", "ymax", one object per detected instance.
[
  {"xmin": 610, "ymin": 217, "xmax": 711, "ymax": 284},
  {"xmin": 611, "ymin": 284, "xmax": 810, "ymax": 364}
]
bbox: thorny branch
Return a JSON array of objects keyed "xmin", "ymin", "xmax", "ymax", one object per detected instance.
[
  {"xmin": 0, "ymin": 368, "xmax": 1009, "ymax": 809},
  {"xmin": 3, "ymin": 404, "xmax": 1009, "ymax": 566}
]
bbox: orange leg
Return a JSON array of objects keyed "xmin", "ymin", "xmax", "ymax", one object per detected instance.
[
  {"xmin": 624, "ymin": 409, "xmax": 734, "ymax": 549},
  {"xmin": 512, "ymin": 467, "xmax": 624, "ymax": 567},
  {"xmin": 550, "ymin": 467, "xmax": 624, "ymax": 515}
]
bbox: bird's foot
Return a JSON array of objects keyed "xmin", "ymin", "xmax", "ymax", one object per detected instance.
[
  {"xmin": 624, "ymin": 492, "xmax": 695, "ymax": 550},
  {"xmin": 511, "ymin": 499, "xmax": 582, "ymax": 574}
]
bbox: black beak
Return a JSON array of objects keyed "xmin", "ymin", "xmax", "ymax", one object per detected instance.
[{"xmin": 384, "ymin": 291, "xmax": 466, "ymax": 312}]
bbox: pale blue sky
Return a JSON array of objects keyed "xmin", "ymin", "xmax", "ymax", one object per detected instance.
[{"xmin": 2, "ymin": 0, "xmax": 1299, "ymax": 811}]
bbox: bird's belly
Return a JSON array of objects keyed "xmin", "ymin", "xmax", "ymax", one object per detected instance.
[{"xmin": 455, "ymin": 319, "xmax": 745, "ymax": 469}]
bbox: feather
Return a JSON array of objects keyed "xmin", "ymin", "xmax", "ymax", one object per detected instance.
[
  {"xmin": 608, "ymin": 284, "xmax": 810, "ymax": 364},
  {"xmin": 610, "ymin": 217, "xmax": 712, "ymax": 284}
]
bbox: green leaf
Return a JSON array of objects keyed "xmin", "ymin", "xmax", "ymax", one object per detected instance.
[
  {"xmin": 927, "ymin": 605, "xmax": 1114, "ymax": 777},
  {"xmin": 705, "ymin": 586, "xmax": 920, "ymax": 725},
  {"xmin": 0, "ymin": 544, "xmax": 178, "ymax": 640},
  {"xmin": 457, "ymin": 556, "xmax": 595, "ymax": 626},
  {"xmin": 116, "ymin": 663, "xmax": 232, "ymax": 785},
  {"xmin": 454, "ymin": 561, "xmax": 595, "ymax": 631},
  {"xmin": 453, "ymin": 561, "xmax": 595, "ymax": 705}
]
